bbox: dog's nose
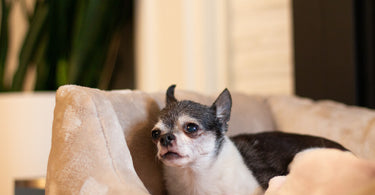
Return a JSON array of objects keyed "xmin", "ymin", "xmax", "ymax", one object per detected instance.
[{"xmin": 160, "ymin": 133, "xmax": 176, "ymax": 147}]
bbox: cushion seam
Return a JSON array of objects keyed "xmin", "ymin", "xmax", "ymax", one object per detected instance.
[{"xmin": 91, "ymin": 96, "xmax": 127, "ymax": 185}]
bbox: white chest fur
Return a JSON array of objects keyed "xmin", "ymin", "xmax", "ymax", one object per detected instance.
[{"xmin": 164, "ymin": 137, "xmax": 262, "ymax": 195}]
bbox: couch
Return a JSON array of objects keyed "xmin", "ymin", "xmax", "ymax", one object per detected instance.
[{"xmin": 46, "ymin": 85, "xmax": 375, "ymax": 194}]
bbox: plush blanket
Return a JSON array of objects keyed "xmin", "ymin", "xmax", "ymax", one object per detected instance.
[
  {"xmin": 46, "ymin": 85, "xmax": 375, "ymax": 194},
  {"xmin": 265, "ymin": 149, "xmax": 375, "ymax": 195}
]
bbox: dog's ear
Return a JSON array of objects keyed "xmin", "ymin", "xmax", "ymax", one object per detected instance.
[
  {"xmin": 212, "ymin": 89, "xmax": 232, "ymax": 127},
  {"xmin": 166, "ymin": 85, "xmax": 177, "ymax": 105}
]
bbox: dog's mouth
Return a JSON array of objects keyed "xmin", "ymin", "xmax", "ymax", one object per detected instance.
[
  {"xmin": 159, "ymin": 150, "xmax": 187, "ymax": 161},
  {"xmin": 161, "ymin": 151, "xmax": 183, "ymax": 160}
]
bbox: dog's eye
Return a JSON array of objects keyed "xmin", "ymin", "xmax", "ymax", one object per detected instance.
[
  {"xmin": 151, "ymin": 129, "xmax": 161, "ymax": 140},
  {"xmin": 185, "ymin": 123, "xmax": 199, "ymax": 133}
]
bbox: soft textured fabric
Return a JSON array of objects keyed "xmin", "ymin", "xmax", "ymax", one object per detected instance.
[
  {"xmin": 46, "ymin": 86, "xmax": 150, "ymax": 195},
  {"xmin": 265, "ymin": 149, "xmax": 375, "ymax": 195},
  {"xmin": 268, "ymin": 96, "xmax": 375, "ymax": 160},
  {"xmin": 46, "ymin": 85, "xmax": 375, "ymax": 194}
]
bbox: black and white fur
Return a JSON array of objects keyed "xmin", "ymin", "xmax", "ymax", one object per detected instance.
[{"xmin": 151, "ymin": 85, "xmax": 347, "ymax": 195}]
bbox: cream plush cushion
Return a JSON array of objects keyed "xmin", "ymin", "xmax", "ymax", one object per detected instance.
[
  {"xmin": 46, "ymin": 85, "xmax": 375, "ymax": 194},
  {"xmin": 268, "ymin": 96, "xmax": 375, "ymax": 160},
  {"xmin": 265, "ymin": 149, "xmax": 375, "ymax": 195}
]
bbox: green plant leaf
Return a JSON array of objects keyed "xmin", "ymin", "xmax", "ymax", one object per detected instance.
[
  {"xmin": 12, "ymin": 1, "xmax": 49, "ymax": 91},
  {"xmin": 11, "ymin": 0, "xmax": 128, "ymax": 91},
  {"xmin": 0, "ymin": 0, "xmax": 11, "ymax": 91},
  {"xmin": 69, "ymin": 0, "xmax": 125, "ymax": 88},
  {"xmin": 33, "ymin": 34, "xmax": 48, "ymax": 90}
]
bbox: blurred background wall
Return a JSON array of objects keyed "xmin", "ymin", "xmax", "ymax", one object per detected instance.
[
  {"xmin": 3, "ymin": 0, "xmax": 293, "ymax": 95},
  {"xmin": 3, "ymin": 0, "xmax": 375, "ymax": 103},
  {"xmin": 136, "ymin": 0, "xmax": 293, "ymax": 95}
]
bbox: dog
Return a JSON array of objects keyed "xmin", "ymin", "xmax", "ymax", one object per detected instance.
[{"xmin": 151, "ymin": 85, "xmax": 347, "ymax": 195}]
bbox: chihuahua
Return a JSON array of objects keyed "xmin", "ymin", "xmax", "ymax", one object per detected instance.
[{"xmin": 151, "ymin": 85, "xmax": 347, "ymax": 195}]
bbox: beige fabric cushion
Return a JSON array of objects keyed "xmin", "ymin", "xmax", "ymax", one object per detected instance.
[
  {"xmin": 268, "ymin": 95, "xmax": 375, "ymax": 160},
  {"xmin": 265, "ymin": 149, "xmax": 375, "ymax": 195},
  {"xmin": 46, "ymin": 86, "xmax": 150, "ymax": 195}
]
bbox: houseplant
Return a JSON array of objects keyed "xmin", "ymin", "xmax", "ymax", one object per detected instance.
[
  {"xmin": 1, "ymin": 0, "xmax": 127, "ymax": 91},
  {"xmin": 0, "ymin": 0, "xmax": 129, "ymax": 194}
]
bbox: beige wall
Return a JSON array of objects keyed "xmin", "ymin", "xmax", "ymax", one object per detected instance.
[
  {"xmin": 136, "ymin": 0, "xmax": 293, "ymax": 95},
  {"xmin": 136, "ymin": 0, "xmax": 228, "ymax": 94},
  {"xmin": 0, "ymin": 93, "xmax": 54, "ymax": 195},
  {"xmin": 229, "ymin": 0, "xmax": 294, "ymax": 95}
]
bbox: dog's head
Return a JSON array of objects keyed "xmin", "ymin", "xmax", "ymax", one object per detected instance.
[{"xmin": 151, "ymin": 85, "xmax": 232, "ymax": 167}]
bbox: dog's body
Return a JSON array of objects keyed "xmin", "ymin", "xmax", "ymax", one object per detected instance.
[{"xmin": 151, "ymin": 85, "xmax": 347, "ymax": 195}]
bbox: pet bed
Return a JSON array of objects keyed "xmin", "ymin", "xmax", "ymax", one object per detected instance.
[{"xmin": 46, "ymin": 85, "xmax": 375, "ymax": 194}]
